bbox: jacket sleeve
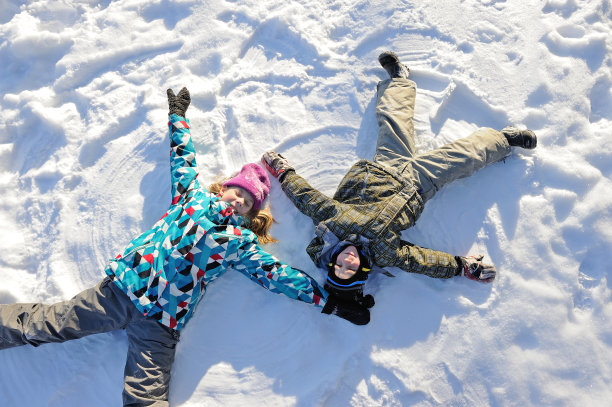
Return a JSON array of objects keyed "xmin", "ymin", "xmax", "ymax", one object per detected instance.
[
  {"xmin": 280, "ymin": 170, "xmax": 339, "ymax": 225},
  {"xmin": 395, "ymin": 239, "xmax": 459, "ymax": 279},
  {"xmin": 168, "ymin": 114, "xmax": 201, "ymax": 203},
  {"xmin": 231, "ymin": 238, "xmax": 328, "ymax": 308}
]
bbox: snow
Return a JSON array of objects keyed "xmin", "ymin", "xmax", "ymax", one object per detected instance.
[{"xmin": 0, "ymin": 0, "xmax": 611, "ymax": 406}]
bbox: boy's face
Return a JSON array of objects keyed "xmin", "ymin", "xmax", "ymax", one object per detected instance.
[
  {"xmin": 220, "ymin": 186, "xmax": 254, "ymax": 215},
  {"xmin": 333, "ymin": 245, "xmax": 360, "ymax": 279}
]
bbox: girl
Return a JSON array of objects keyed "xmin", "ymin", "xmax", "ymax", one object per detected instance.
[
  {"xmin": 262, "ymin": 51, "xmax": 537, "ymax": 324},
  {"xmin": 0, "ymin": 87, "xmax": 347, "ymax": 406}
]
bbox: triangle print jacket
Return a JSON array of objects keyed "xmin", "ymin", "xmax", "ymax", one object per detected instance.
[{"xmin": 105, "ymin": 114, "xmax": 327, "ymax": 330}]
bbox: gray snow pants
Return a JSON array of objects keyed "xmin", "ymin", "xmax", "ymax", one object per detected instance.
[
  {"xmin": 0, "ymin": 277, "xmax": 179, "ymax": 406},
  {"xmin": 373, "ymin": 78, "xmax": 511, "ymax": 203}
]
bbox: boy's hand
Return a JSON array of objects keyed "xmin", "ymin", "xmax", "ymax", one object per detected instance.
[
  {"xmin": 167, "ymin": 87, "xmax": 191, "ymax": 117},
  {"xmin": 261, "ymin": 151, "xmax": 294, "ymax": 181},
  {"xmin": 322, "ymin": 294, "xmax": 370, "ymax": 325},
  {"xmin": 458, "ymin": 255, "xmax": 496, "ymax": 283}
]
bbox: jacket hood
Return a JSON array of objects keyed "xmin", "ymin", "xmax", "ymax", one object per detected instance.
[{"xmin": 315, "ymin": 223, "xmax": 373, "ymax": 270}]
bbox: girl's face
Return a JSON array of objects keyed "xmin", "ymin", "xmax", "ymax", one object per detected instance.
[
  {"xmin": 220, "ymin": 186, "xmax": 254, "ymax": 215},
  {"xmin": 333, "ymin": 245, "xmax": 360, "ymax": 279}
]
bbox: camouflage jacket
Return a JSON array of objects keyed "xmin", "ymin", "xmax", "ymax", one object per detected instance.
[{"xmin": 281, "ymin": 159, "xmax": 459, "ymax": 279}]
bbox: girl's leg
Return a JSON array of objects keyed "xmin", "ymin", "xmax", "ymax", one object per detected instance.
[
  {"xmin": 373, "ymin": 78, "xmax": 418, "ymax": 167},
  {"xmin": 402, "ymin": 128, "xmax": 512, "ymax": 203},
  {"xmin": 0, "ymin": 277, "xmax": 134, "ymax": 349},
  {"xmin": 122, "ymin": 311, "xmax": 180, "ymax": 407}
]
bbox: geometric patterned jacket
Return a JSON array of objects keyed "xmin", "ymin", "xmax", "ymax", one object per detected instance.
[{"xmin": 105, "ymin": 114, "xmax": 327, "ymax": 330}]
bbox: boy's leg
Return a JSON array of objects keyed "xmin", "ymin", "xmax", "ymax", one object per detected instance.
[
  {"xmin": 403, "ymin": 128, "xmax": 512, "ymax": 203},
  {"xmin": 123, "ymin": 312, "xmax": 180, "ymax": 407},
  {"xmin": 373, "ymin": 78, "xmax": 418, "ymax": 167},
  {"xmin": 0, "ymin": 277, "xmax": 133, "ymax": 349}
]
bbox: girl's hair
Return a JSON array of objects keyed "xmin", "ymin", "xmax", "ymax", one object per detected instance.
[{"xmin": 208, "ymin": 179, "xmax": 278, "ymax": 244}]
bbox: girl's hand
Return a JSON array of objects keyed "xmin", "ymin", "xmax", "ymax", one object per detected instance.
[{"xmin": 167, "ymin": 87, "xmax": 191, "ymax": 117}]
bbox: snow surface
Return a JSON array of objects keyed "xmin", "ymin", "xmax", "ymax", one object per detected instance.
[{"xmin": 0, "ymin": 0, "xmax": 611, "ymax": 406}]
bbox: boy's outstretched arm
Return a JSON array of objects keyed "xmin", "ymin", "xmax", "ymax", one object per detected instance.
[
  {"xmin": 262, "ymin": 152, "xmax": 338, "ymax": 225},
  {"xmin": 395, "ymin": 239, "xmax": 459, "ymax": 279},
  {"xmin": 396, "ymin": 240, "xmax": 496, "ymax": 283}
]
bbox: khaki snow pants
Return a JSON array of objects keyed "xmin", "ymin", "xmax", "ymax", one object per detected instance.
[
  {"xmin": 373, "ymin": 78, "xmax": 511, "ymax": 203},
  {"xmin": 0, "ymin": 277, "xmax": 179, "ymax": 406}
]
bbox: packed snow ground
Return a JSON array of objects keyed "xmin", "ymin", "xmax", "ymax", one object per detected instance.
[{"xmin": 0, "ymin": 0, "xmax": 611, "ymax": 406}]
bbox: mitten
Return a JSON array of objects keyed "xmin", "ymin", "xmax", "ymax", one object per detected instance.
[
  {"xmin": 261, "ymin": 151, "xmax": 294, "ymax": 181},
  {"xmin": 325, "ymin": 281, "xmax": 374, "ymax": 309},
  {"xmin": 167, "ymin": 87, "xmax": 191, "ymax": 117},
  {"xmin": 322, "ymin": 294, "xmax": 370, "ymax": 325},
  {"xmin": 456, "ymin": 255, "xmax": 496, "ymax": 283},
  {"xmin": 358, "ymin": 294, "xmax": 375, "ymax": 309}
]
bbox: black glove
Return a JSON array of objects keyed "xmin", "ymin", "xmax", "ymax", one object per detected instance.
[
  {"xmin": 322, "ymin": 294, "xmax": 370, "ymax": 325},
  {"xmin": 358, "ymin": 294, "xmax": 375, "ymax": 309},
  {"xmin": 324, "ymin": 279, "xmax": 374, "ymax": 308},
  {"xmin": 167, "ymin": 87, "xmax": 191, "ymax": 117}
]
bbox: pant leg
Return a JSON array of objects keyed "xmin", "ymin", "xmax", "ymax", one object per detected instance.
[
  {"xmin": 123, "ymin": 311, "xmax": 180, "ymax": 407},
  {"xmin": 373, "ymin": 78, "xmax": 418, "ymax": 167},
  {"xmin": 403, "ymin": 128, "xmax": 512, "ymax": 203},
  {"xmin": 0, "ymin": 277, "xmax": 135, "ymax": 349}
]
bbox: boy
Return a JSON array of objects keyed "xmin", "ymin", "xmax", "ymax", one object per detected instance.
[{"xmin": 262, "ymin": 51, "xmax": 537, "ymax": 324}]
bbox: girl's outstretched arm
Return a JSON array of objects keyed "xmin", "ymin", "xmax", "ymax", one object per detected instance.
[
  {"xmin": 166, "ymin": 87, "xmax": 201, "ymax": 203},
  {"xmin": 232, "ymin": 238, "xmax": 328, "ymax": 309}
]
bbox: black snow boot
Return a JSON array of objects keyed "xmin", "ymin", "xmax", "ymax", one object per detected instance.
[
  {"xmin": 501, "ymin": 126, "xmax": 538, "ymax": 149},
  {"xmin": 378, "ymin": 51, "xmax": 410, "ymax": 79}
]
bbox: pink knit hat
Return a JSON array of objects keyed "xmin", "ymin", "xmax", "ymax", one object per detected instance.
[{"xmin": 223, "ymin": 163, "xmax": 271, "ymax": 211}]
